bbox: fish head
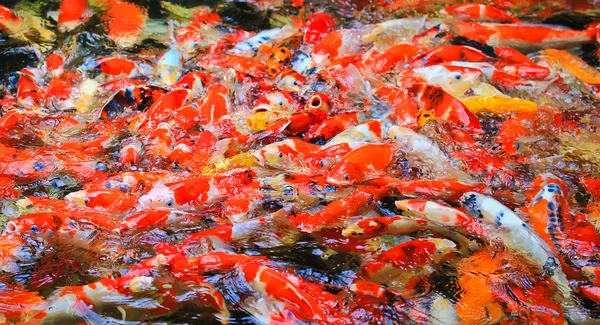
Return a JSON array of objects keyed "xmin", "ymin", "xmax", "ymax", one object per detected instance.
[
  {"xmin": 137, "ymin": 182, "xmax": 177, "ymax": 210},
  {"xmin": 253, "ymin": 140, "xmax": 302, "ymax": 170},
  {"xmin": 65, "ymin": 190, "xmax": 89, "ymax": 207},
  {"xmin": 312, "ymin": 31, "xmax": 343, "ymax": 65},
  {"xmin": 305, "ymin": 93, "xmax": 331, "ymax": 112},
  {"xmin": 327, "ymin": 161, "xmax": 364, "ymax": 185},
  {"xmin": 274, "ymin": 69, "xmax": 305, "ymax": 92},
  {"xmin": 157, "ymin": 47, "xmax": 183, "ymax": 86},
  {"xmin": 252, "ymin": 91, "xmax": 298, "ymax": 114}
]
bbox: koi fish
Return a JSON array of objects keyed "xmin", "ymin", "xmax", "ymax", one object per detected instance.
[
  {"xmin": 395, "ymin": 199, "xmax": 489, "ymax": 239},
  {"xmin": 252, "ymin": 138, "xmax": 321, "ymax": 172},
  {"xmin": 156, "ymin": 46, "xmax": 183, "ymax": 86},
  {"xmin": 232, "ymin": 25, "xmax": 298, "ymax": 57},
  {"xmin": 101, "ymin": 0, "xmax": 146, "ymax": 48},
  {"xmin": 440, "ymin": 4, "xmax": 520, "ymax": 23},
  {"xmin": 543, "ymin": 48, "xmax": 600, "ymax": 84},
  {"xmin": 304, "ymin": 12, "xmax": 336, "ymax": 45},
  {"xmin": 137, "ymin": 170, "xmax": 257, "ymax": 210},
  {"xmin": 327, "ymin": 143, "xmax": 395, "ymax": 185},
  {"xmin": 413, "ymin": 64, "xmax": 484, "ymax": 98},
  {"xmin": 198, "ymin": 54, "xmax": 269, "ymax": 78},
  {"xmin": 460, "ymin": 192, "xmax": 571, "ymax": 294},
  {"xmin": 43, "ymin": 245, "xmax": 229, "ymax": 323},
  {"xmin": 445, "ymin": 21, "xmax": 598, "ymax": 51},
  {"xmin": 311, "ymin": 29, "xmax": 363, "ymax": 66},
  {"xmin": 290, "ymin": 186, "xmax": 382, "ymax": 233},
  {"xmin": 362, "ymin": 44, "xmax": 425, "ymax": 74},
  {"xmin": 341, "ymin": 214, "xmax": 476, "ymax": 254},
  {"xmin": 0, "ymin": 5, "xmax": 22, "ymax": 32},
  {"xmin": 2, "ymin": 3, "xmax": 600, "ymax": 324},
  {"xmin": 56, "ymin": 0, "xmax": 91, "ymax": 32},
  {"xmin": 324, "ymin": 120, "xmax": 382, "ymax": 147},
  {"xmin": 239, "ymin": 261, "xmax": 328, "ymax": 322},
  {"xmin": 362, "ymin": 238, "xmax": 457, "ymax": 293},
  {"xmin": 525, "ymin": 174, "xmax": 600, "ymax": 285},
  {"xmin": 388, "ymin": 126, "xmax": 474, "ymax": 181},
  {"xmin": 65, "ymin": 189, "xmax": 138, "ymax": 214}
]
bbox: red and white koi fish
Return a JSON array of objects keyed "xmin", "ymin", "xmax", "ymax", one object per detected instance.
[{"xmin": 440, "ymin": 4, "xmax": 520, "ymax": 23}]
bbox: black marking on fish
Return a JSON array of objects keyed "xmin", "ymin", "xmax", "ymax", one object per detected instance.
[
  {"xmin": 283, "ymin": 185, "xmax": 294, "ymax": 197},
  {"xmin": 496, "ymin": 210, "xmax": 505, "ymax": 226},
  {"xmin": 33, "ymin": 161, "xmax": 45, "ymax": 171},
  {"xmin": 462, "ymin": 194, "xmax": 483, "ymax": 219},
  {"xmin": 450, "ymin": 36, "xmax": 496, "ymax": 57},
  {"xmin": 542, "ymin": 12, "xmax": 597, "ymax": 31},
  {"xmin": 324, "ymin": 185, "xmax": 337, "ymax": 193},
  {"xmin": 215, "ymin": 25, "xmax": 230, "ymax": 33},
  {"xmin": 539, "ymin": 189, "xmax": 582, "ymax": 270},
  {"xmin": 308, "ymin": 135, "xmax": 327, "ymax": 145},
  {"xmin": 546, "ymin": 183, "xmax": 563, "ymax": 194},
  {"xmin": 542, "ymin": 257, "xmax": 559, "ymax": 277},
  {"xmin": 376, "ymin": 197, "xmax": 402, "ymax": 216},
  {"xmin": 95, "ymin": 162, "xmax": 107, "ymax": 171}
]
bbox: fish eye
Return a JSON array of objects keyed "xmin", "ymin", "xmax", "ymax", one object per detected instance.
[
  {"xmin": 343, "ymin": 174, "xmax": 350, "ymax": 180},
  {"xmin": 283, "ymin": 185, "xmax": 294, "ymax": 197},
  {"xmin": 278, "ymin": 153, "xmax": 284, "ymax": 158},
  {"xmin": 84, "ymin": 198, "xmax": 90, "ymax": 204},
  {"xmin": 319, "ymin": 160, "xmax": 324, "ymax": 167},
  {"xmin": 455, "ymin": 74, "xmax": 461, "ymax": 80},
  {"xmin": 95, "ymin": 162, "xmax": 107, "ymax": 171},
  {"xmin": 166, "ymin": 199, "xmax": 174, "ymax": 207},
  {"xmin": 31, "ymin": 225, "xmax": 39, "ymax": 232}
]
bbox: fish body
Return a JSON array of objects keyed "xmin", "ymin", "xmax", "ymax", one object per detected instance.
[
  {"xmin": 441, "ymin": 4, "xmax": 519, "ymax": 23},
  {"xmin": 460, "ymin": 192, "xmax": 571, "ymax": 293},
  {"xmin": 446, "ymin": 21, "xmax": 598, "ymax": 51}
]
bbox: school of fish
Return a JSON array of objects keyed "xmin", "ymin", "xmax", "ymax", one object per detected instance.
[{"xmin": 2, "ymin": 0, "xmax": 600, "ymax": 324}]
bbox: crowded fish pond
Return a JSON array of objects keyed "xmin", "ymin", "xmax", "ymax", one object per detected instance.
[{"xmin": 2, "ymin": 0, "xmax": 600, "ymax": 324}]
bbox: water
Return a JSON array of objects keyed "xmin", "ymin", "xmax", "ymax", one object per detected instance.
[{"xmin": 2, "ymin": 0, "xmax": 600, "ymax": 324}]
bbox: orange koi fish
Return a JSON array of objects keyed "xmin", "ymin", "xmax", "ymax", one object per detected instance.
[
  {"xmin": 441, "ymin": 4, "xmax": 520, "ymax": 23},
  {"xmin": 101, "ymin": 0, "xmax": 146, "ymax": 47},
  {"xmin": 57, "ymin": 0, "xmax": 91, "ymax": 32}
]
